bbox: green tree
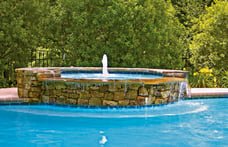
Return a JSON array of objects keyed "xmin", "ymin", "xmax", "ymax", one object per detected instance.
[
  {"xmin": 62, "ymin": 0, "xmax": 185, "ymax": 69},
  {"xmin": 0, "ymin": 0, "xmax": 56, "ymax": 87},
  {"xmin": 190, "ymin": 0, "xmax": 228, "ymax": 70},
  {"xmin": 189, "ymin": 0, "xmax": 228, "ymax": 87}
]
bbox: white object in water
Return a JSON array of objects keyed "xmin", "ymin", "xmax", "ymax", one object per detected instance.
[
  {"xmin": 99, "ymin": 135, "xmax": 108, "ymax": 145},
  {"xmin": 102, "ymin": 54, "xmax": 109, "ymax": 76}
]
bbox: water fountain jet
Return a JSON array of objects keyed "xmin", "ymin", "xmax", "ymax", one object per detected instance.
[{"xmin": 102, "ymin": 54, "xmax": 109, "ymax": 77}]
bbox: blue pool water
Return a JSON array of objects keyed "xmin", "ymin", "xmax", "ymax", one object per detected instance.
[
  {"xmin": 0, "ymin": 98, "xmax": 227, "ymax": 146},
  {"xmin": 61, "ymin": 72, "xmax": 162, "ymax": 79}
]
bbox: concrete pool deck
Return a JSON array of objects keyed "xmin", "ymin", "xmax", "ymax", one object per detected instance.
[
  {"xmin": 0, "ymin": 87, "xmax": 227, "ymax": 103},
  {"xmin": 0, "ymin": 88, "xmax": 28, "ymax": 103}
]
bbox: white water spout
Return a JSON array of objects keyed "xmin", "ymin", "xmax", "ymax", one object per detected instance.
[{"xmin": 102, "ymin": 54, "xmax": 109, "ymax": 76}]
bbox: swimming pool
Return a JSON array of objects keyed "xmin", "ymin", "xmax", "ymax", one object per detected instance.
[
  {"xmin": 61, "ymin": 72, "xmax": 163, "ymax": 79},
  {"xmin": 0, "ymin": 98, "xmax": 227, "ymax": 146}
]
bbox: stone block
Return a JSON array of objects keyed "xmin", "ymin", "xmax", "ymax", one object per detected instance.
[
  {"xmin": 66, "ymin": 99, "xmax": 77, "ymax": 105},
  {"xmin": 37, "ymin": 73, "xmax": 53, "ymax": 79},
  {"xmin": 56, "ymin": 97, "xmax": 66, "ymax": 104},
  {"xmin": 170, "ymin": 92, "xmax": 179, "ymax": 100},
  {"xmin": 157, "ymin": 85, "xmax": 166, "ymax": 91},
  {"xmin": 90, "ymin": 91, "xmax": 104, "ymax": 98},
  {"xmin": 118, "ymin": 100, "xmax": 129, "ymax": 106},
  {"xmin": 28, "ymin": 91, "xmax": 40, "ymax": 98},
  {"xmin": 148, "ymin": 96, "xmax": 156, "ymax": 104},
  {"xmin": 41, "ymin": 95, "xmax": 49, "ymax": 103},
  {"xmin": 155, "ymin": 91, "xmax": 162, "ymax": 97},
  {"xmin": 67, "ymin": 84, "xmax": 77, "ymax": 90},
  {"xmin": 137, "ymin": 96, "xmax": 146, "ymax": 99},
  {"xmin": 17, "ymin": 71, "xmax": 23, "ymax": 77},
  {"xmin": 31, "ymin": 76, "xmax": 38, "ymax": 81},
  {"xmin": 55, "ymin": 90, "xmax": 62, "ymax": 96},
  {"xmin": 67, "ymin": 89, "xmax": 74, "ymax": 93},
  {"xmin": 25, "ymin": 83, "xmax": 31, "ymax": 90},
  {"xmin": 99, "ymin": 85, "xmax": 108, "ymax": 92},
  {"xmin": 104, "ymin": 93, "xmax": 114, "ymax": 100},
  {"xmin": 103, "ymin": 100, "xmax": 118, "ymax": 106},
  {"xmin": 62, "ymin": 92, "xmax": 69, "ymax": 97},
  {"xmin": 49, "ymin": 97, "xmax": 56, "ymax": 104},
  {"xmin": 114, "ymin": 91, "xmax": 125, "ymax": 100},
  {"xmin": 27, "ymin": 98, "xmax": 40, "ymax": 103},
  {"xmin": 90, "ymin": 86, "xmax": 100, "ymax": 91},
  {"xmin": 112, "ymin": 84, "xmax": 122, "ymax": 91},
  {"xmin": 148, "ymin": 88, "xmax": 156, "ymax": 96},
  {"xmin": 17, "ymin": 88, "xmax": 23, "ymax": 96},
  {"xmin": 30, "ymin": 87, "xmax": 41, "ymax": 92},
  {"xmin": 129, "ymin": 85, "xmax": 140, "ymax": 90},
  {"xmin": 31, "ymin": 81, "xmax": 41, "ymax": 86},
  {"xmin": 47, "ymin": 84, "xmax": 55, "ymax": 90},
  {"xmin": 17, "ymin": 78, "xmax": 23, "ymax": 85},
  {"xmin": 80, "ymin": 91, "xmax": 90, "ymax": 99},
  {"xmin": 125, "ymin": 90, "xmax": 138, "ymax": 100},
  {"xmin": 154, "ymin": 98, "xmax": 165, "ymax": 105},
  {"xmin": 24, "ymin": 70, "xmax": 35, "ymax": 76},
  {"xmin": 17, "ymin": 84, "xmax": 23, "ymax": 88},
  {"xmin": 129, "ymin": 100, "xmax": 138, "ymax": 105},
  {"xmin": 108, "ymin": 86, "xmax": 118, "ymax": 92},
  {"xmin": 22, "ymin": 89, "xmax": 29, "ymax": 98},
  {"xmin": 160, "ymin": 90, "xmax": 170, "ymax": 98},
  {"xmin": 55, "ymin": 83, "xmax": 66, "ymax": 90},
  {"xmin": 137, "ymin": 99, "xmax": 146, "ymax": 105},
  {"xmin": 89, "ymin": 98, "xmax": 102, "ymax": 106},
  {"xmin": 71, "ymin": 93, "xmax": 79, "ymax": 99},
  {"xmin": 78, "ymin": 99, "xmax": 89, "ymax": 105}
]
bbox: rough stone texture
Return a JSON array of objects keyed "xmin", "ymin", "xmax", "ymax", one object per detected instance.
[
  {"xmin": 41, "ymin": 95, "xmax": 49, "ymax": 103},
  {"xmin": 108, "ymin": 86, "xmax": 118, "ymax": 92},
  {"xmin": 16, "ymin": 67, "xmax": 188, "ymax": 106},
  {"xmin": 154, "ymin": 98, "xmax": 165, "ymax": 105},
  {"xmin": 103, "ymin": 100, "xmax": 118, "ymax": 106},
  {"xmin": 114, "ymin": 91, "xmax": 125, "ymax": 101},
  {"xmin": 104, "ymin": 93, "xmax": 114, "ymax": 100},
  {"xmin": 66, "ymin": 99, "xmax": 77, "ymax": 105},
  {"xmin": 125, "ymin": 90, "xmax": 138, "ymax": 99},
  {"xmin": 118, "ymin": 100, "xmax": 130, "ymax": 106},
  {"xmin": 89, "ymin": 98, "xmax": 102, "ymax": 106},
  {"xmin": 129, "ymin": 100, "xmax": 138, "ymax": 105},
  {"xmin": 138, "ymin": 87, "xmax": 148, "ymax": 96},
  {"xmin": 78, "ymin": 99, "xmax": 89, "ymax": 105},
  {"xmin": 160, "ymin": 90, "xmax": 170, "ymax": 98},
  {"xmin": 80, "ymin": 91, "xmax": 91, "ymax": 99},
  {"xmin": 90, "ymin": 91, "xmax": 104, "ymax": 98}
]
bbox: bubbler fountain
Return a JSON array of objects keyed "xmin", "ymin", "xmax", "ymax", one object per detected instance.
[{"xmin": 15, "ymin": 55, "xmax": 189, "ymax": 107}]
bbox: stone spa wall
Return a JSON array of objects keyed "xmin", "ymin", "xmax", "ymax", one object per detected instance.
[{"xmin": 16, "ymin": 67, "xmax": 189, "ymax": 107}]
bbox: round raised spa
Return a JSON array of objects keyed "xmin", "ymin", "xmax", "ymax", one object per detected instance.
[{"xmin": 15, "ymin": 67, "xmax": 189, "ymax": 107}]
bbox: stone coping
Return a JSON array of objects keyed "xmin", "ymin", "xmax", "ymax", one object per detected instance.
[
  {"xmin": 38, "ymin": 77, "xmax": 187, "ymax": 85},
  {"xmin": 15, "ymin": 67, "xmax": 189, "ymax": 74},
  {"xmin": 16, "ymin": 67, "xmax": 189, "ymax": 84}
]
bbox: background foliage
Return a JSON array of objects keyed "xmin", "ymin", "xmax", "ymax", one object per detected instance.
[{"xmin": 0, "ymin": 0, "xmax": 227, "ymax": 88}]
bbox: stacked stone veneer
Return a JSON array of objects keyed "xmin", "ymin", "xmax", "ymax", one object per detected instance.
[{"xmin": 16, "ymin": 68, "xmax": 188, "ymax": 106}]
